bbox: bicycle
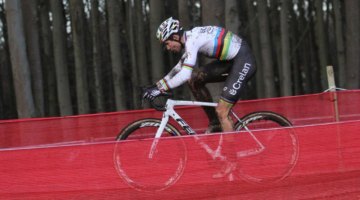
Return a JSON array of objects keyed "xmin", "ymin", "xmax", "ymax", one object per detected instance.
[{"xmin": 113, "ymin": 94, "xmax": 299, "ymax": 192}]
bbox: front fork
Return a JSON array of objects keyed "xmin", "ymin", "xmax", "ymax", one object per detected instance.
[{"xmin": 149, "ymin": 109, "xmax": 170, "ymax": 159}]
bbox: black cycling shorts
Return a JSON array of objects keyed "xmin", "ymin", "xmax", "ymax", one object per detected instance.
[{"xmin": 194, "ymin": 40, "xmax": 257, "ymax": 104}]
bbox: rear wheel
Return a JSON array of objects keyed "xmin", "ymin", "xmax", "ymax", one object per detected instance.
[
  {"xmin": 234, "ymin": 111, "xmax": 298, "ymax": 184},
  {"xmin": 113, "ymin": 118, "xmax": 187, "ymax": 191},
  {"xmin": 235, "ymin": 111, "xmax": 293, "ymax": 130}
]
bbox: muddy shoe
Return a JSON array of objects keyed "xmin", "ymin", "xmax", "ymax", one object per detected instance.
[{"xmin": 205, "ymin": 124, "xmax": 222, "ymax": 134}]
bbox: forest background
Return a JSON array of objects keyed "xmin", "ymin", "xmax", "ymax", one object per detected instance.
[{"xmin": 0, "ymin": 0, "xmax": 359, "ymax": 119}]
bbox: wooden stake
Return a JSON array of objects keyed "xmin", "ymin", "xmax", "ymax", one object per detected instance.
[{"xmin": 326, "ymin": 66, "xmax": 339, "ymax": 121}]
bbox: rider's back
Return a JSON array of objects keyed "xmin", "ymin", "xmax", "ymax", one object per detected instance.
[{"xmin": 184, "ymin": 26, "xmax": 243, "ymax": 64}]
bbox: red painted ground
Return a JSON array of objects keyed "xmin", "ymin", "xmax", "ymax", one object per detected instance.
[{"xmin": 0, "ymin": 120, "xmax": 359, "ymax": 199}]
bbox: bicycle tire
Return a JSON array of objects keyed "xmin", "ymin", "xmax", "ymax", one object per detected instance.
[
  {"xmin": 113, "ymin": 118, "xmax": 187, "ymax": 192},
  {"xmin": 117, "ymin": 118, "xmax": 182, "ymax": 140},
  {"xmin": 235, "ymin": 111, "xmax": 292, "ymax": 129},
  {"xmin": 234, "ymin": 111, "xmax": 299, "ymax": 184}
]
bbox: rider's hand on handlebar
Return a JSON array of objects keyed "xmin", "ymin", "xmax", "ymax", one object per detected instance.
[{"xmin": 143, "ymin": 86, "xmax": 162, "ymax": 101}]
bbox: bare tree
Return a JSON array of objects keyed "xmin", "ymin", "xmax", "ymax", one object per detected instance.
[
  {"xmin": 314, "ymin": 0, "xmax": 329, "ymax": 90},
  {"xmin": 150, "ymin": 0, "xmax": 165, "ymax": 82},
  {"xmin": 246, "ymin": 0, "xmax": 264, "ymax": 98},
  {"xmin": 280, "ymin": 0, "xmax": 292, "ymax": 96},
  {"xmin": 225, "ymin": 0, "xmax": 240, "ymax": 34},
  {"xmin": 126, "ymin": 0, "xmax": 140, "ymax": 108},
  {"xmin": 135, "ymin": 0, "xmax": 150, "ymax": 88},
  {"xmin": 5, "ymin": 0, "xmax": 36, "ymax": 118},
  {"xmin": 39, "ymin": 0, "xmax": 57, "ymax": 116},
  {"xmin": 295, "ymin": 0, "xmax": 318, "ymax": 94},
  {"xmin": 107, "ymin": 0, "xmax": 127, "ymax": 110},
  {"xmin": 50, "ymin": 0, "xmax": 73, "ymax": 116},
  {"xmin": 69, "ymin": 0, "xmax": 90, "ymax": 114},
  {"xmin": 178, "ymin": 0, "xmax": 191, "ymax": 29},
  {"xmin": 333, "ymin": 0, "xmax": 346, "ymax": 88},
  {"xmin": 201, "ymin": 0, "xmax": 224, "ymax": 26},
  {"xmin": 258, "ymin": 0, "xmax": 276, "ymax": 97},
  {"xmin": 90, "ymin": 0, "xmax": 104, "ymax": 112},
  {"xmin": 22, "ymin": 0, "xmax": 45, "ymax": 116},
  {"xmin": 344, "ymin": 0, "xmax": 360, "ymax": 89},
  {"xmin": 0, "ymin": 1, "xmax": 17, "ymax": 119}
]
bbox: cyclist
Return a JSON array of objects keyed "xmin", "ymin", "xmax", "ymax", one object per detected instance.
[{"xmin": 143, "ymin": 17, "xmax": 257, "ymax": 133}]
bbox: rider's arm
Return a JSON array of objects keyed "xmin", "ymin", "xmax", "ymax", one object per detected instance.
[
  {"xmin": 163, "ymin": 61, "xmax": 182, "ymax": 81},
  {"xmin": 156, "ymin": 55, "xmax": 185, "ymax": 91},
  {"xmin": 157, "ymin": 65, "xmax": 193, "ymax": 91},
  {"xmin": 157, "ymin": 48, "xmax": 198, "ymax": 91}
]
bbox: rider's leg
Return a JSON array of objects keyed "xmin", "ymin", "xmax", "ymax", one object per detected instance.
[
  {"xmin": 218, "ymin": 40, "xmax": 257, "ymax": 130},
  {"xmin": 213, "ymin": 40, "xmax": 257, "ymax": 179},
  {"xmin": 216, "ymin": 100, "xmax": 234, "ymax": 131},
  {"xmin": 212, "ymin": 99, "xmax": 237, "ymax": 180},
  {"xmin": 188, "ymin": 71, "xmax": 221, "ymax": 132},
  {"xmin": 188, "ymin": 62, "xmax": 231, "ymax": 133},
  {"xmin": 188, "ymin": 69, "xmax": 216, "ymax": 117}
]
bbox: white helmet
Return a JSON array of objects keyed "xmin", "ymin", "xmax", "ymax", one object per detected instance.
[{"xmin": 156, "ymin": 17, "xmax": 182, "ymax": 43}]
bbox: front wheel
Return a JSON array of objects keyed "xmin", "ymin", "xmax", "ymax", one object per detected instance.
[
  {"xmin": 234, "ymin": 111, "xmax": 299, "ymax": 184},
  {"xmin": 113, "ymin": 118, "xmax": 187, "ymax": 192}
]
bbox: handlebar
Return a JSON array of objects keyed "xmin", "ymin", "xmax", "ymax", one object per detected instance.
[
  {"xmin": 148, "ymin": 92, "xmax": 172, "ymax": 111},
  {"xmin": 139, "ymin": 84, "xmax": 172, "ymax": 111}
]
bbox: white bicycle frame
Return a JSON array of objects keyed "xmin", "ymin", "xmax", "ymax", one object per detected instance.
[{"xmin": 148, "ymin": 99, "xmax": 265, "ymax": 159}]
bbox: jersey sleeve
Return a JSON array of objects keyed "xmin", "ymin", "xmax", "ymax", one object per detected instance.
[
  {"xmin": 156, "ymin": 53, "xmax": 194, "ymax": 91},
  {"xmin": 163, "ymin": 60, "xmax": 182, "ymax": 81},
  {"xmin": 182, "ymin": 38, "xmax": 200, "ymax": 67}
]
